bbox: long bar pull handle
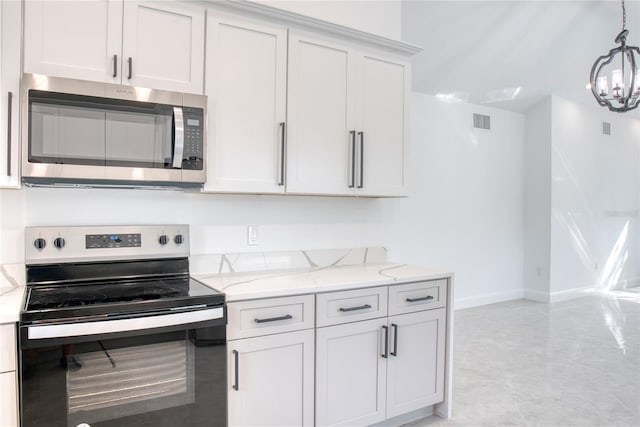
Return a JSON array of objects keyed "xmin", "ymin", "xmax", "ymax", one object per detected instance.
[
  {"xmin": 6, "ymin": 92, "xmax": 12, "ymax": 177},
  {"xmin": 278, "ymin": 122, "xmax": 286, "ymax": 186},
  {"xmin": 127, "ymin": 57, "xmax": 132, "ymax": 80},
  {"xmin": 172, "ymin": 107, "xmax": 185, "ymax": 168},
  {"xmin": 390, "ymin": 323, "xmax": 398, "ymax": 357},
  {"xmin": 406, "ymin": 296, "xmax": 434, "ymax": 303},
  {"xmin": 357, "ymin": 131, "xmax": 364, "ymax": 188},
  {"xmin": 381, "ymin": 325, "xmax": 389, "ymax": 358},
  {"xmin": 348, "ymin": 130, "xmax": 356, "ymax": 188},
  {"xmin": 112, "ymin": 54, "xmax": 118, "ymax": 78},
  {"xmin": 232, "ymin": 350, "xmax": 239, "ymax": 391},
  {"xmin": 339, "ymin": 304, "xmax": 371, "ymax": 312},
  {"xmin": 254, "ymin": 314, "xmax": 293, "ymax": 324}
]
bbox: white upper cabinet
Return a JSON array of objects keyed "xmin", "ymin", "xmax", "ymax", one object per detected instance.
[
  {"xmin": 0, "ymin": 0, "xmax": 21, "ymax": 188},
  {"xmin": 204, "ymin": 14, "xmax": 287, "ymax": 193},
  {"xmin": 286, "ymin": 32, "xmax": 357, "ymax": 195},
  {"xmin": 24, "ymin": 1, "xmax": 204, "ymax": 94},
  {"xmin": 122, "ymin": 2, "xmax": 204, "ymax": 93},
  {"xmin": 356, "ymin": 52, "xmax": 409, "ymax": 197},
  {"xmin": 24, "ymin": 0, "xmax": 123, "ymax": 84},
  {"xmin": 286, "ymin": 32, "xmax": 408, "ymax": 197}
]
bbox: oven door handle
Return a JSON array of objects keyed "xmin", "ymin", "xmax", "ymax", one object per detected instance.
[
  {"xmin": 27, "ymin": 307, "xmax": 223, "ymax": 340},
  {"xmin": 172, "ymin": 106, "xmax": 185, "ymax": 169}
]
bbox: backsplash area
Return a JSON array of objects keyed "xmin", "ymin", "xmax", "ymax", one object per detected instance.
[{"xmin": 190, "ymin": 247, "xmax": 387, "ymax": 276}]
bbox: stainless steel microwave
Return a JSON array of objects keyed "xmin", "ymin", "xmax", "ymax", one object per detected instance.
[{"xmin": 21, "ymin": 74, "xmax": 206, "ymax": 188}]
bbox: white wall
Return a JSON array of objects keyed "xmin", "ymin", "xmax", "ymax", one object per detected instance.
[
  {"xmin": 0, "ymin": 188, "xmax": 396, "ymax": 264},
  {"xmin": 523, "ymin": 97, "xmax": 552, "ymax": 301},
  {"xmin": 550, "ymin": 96, "xmax": 640, "ymax": 298},
  {"xmin": 389, "ymin": 93, "xmax": 525, "ymax": 309},
  {"xmin": 254, "ymin": 0, "xmax": 402, "ymax": 39}
]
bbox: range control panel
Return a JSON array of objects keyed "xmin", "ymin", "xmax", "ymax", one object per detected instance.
[
  {"xmin": 25, "ymin": 225, "xmax": 189, "ymax": 265},
  {"xmin": 86, "ymin": 233, "xmax": 141, "ymax": 249}
]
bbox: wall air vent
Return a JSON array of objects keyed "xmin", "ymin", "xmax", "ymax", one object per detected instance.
[
  {"xmin": 473, "ymin": 113, "xmax": 491, "ymax": 130},
  {"xmin": 602, "ymin": 121, "xmax": 611, "ymax": 135}
]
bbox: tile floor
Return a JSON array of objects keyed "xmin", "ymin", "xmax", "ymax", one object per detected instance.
[{"xmin": 408, "ymin": 294, "xmax": 640, "ymax": 427}]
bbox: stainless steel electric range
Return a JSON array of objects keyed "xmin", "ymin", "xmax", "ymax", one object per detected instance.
[{"xmin": 19, "ymin": 225, "xmax": 227, "ymax": 427}]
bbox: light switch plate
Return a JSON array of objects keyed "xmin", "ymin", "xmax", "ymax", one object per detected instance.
[{"xmin": 247, "ymin": 225, "xmax": 259, "ymax": 246}]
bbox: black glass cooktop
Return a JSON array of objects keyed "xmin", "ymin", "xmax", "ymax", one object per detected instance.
[
  {"xmin": 26, "ymin": 277, "xmax": 218, "ymax": 310},
  {"xmin": 22, "ymin": 277, "xmax": 224, "ymax": 324}
]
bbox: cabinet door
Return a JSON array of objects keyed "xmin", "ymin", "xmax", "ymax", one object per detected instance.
[
  {"xmin": 228, "ymin": 330, "xmax": 314, "ymax": 427},
  {"xmin": 355, "ymin": 52, "xmax": 409, "ymax": 197},
  {"xmin": 286, "ymin": 32, "xmax": 357, "ymax": 195},
  {"xmin": 0, "ymin": 371, "xmax": 18, "ymax": 427},
  {"xmin": 386, "ymin": 308, "xmax": 446, "ymax": 417},
  {"xmin": 122, "ymin": 1, "xmax": 204, "ymax": 93},
  {"xmin": 316, "ymin": 318, "xmax": 387, "ymax": 427},
  {"xmin": 204, "ymin": 15, "xmax": 287, "ymax": 193},
  {"xmin": 24, "ymin": 0, "xmax": 123, "ymax": 83},
  {"xmin": 0, "ymin": 0, "xmax": 21, "ymax": 188}
]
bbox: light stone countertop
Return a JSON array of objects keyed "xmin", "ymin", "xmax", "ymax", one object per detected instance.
[
  {"xmin": 194, "ymin": 262, "xmax": 453, "ymax": 302},
  {"xmin": 0, "ymin": 264, "xmax": 26, "ymax": 324}
]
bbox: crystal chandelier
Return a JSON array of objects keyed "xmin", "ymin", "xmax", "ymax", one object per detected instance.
[{"xmin": 590, "ymin": 0, "xmax": 640, "ymax": 112}]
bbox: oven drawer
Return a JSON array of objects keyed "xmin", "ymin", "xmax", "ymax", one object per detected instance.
[
  {"xmin": 388, "ymin": 279, "xmax": 447, "ymax": 315},
  {"xmin": 227, "ymin": 295, "xmax": 315, "ymax": 340},
  {"xmin": 0, "ymin": 323, "xmax": 16, "ymax": 372},
  {"xmin": 316, "ymin": 286, "xmax": 388, "ymax": 327}
]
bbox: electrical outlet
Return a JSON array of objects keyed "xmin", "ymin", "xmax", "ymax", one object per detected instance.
[{"xmin": 247, "ymin": 225, "xmax": 259, "ymax": 246}]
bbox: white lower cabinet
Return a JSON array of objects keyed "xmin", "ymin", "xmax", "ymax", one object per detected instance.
[
  {"xmin": 315, "ymin": 284, "xmax": 447, "ymax": 427},
  {"xmin": 227, "ymin": 329, "xmax": 315, "ymax": 427},
  {"xmin": 316, "ymin": 318, "xmax": 388, "ymax": 427},
  {"xmin": 0, "ymin": 371, "xmax": 17, "ymax": 427},
  {"xmin": 386, "ymin": 309, "xmax": 446, "ymax": 418},
  {"xmin": 226, "ymin": 280, "xmax": 449, "ymax": 427}
]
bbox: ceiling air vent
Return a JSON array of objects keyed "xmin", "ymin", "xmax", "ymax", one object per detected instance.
[
  {"xmin": 602, "ymin": 121, "xmax": 611, "ymax": 135},
  {"xmin": 473, "ymin": 113, "xmax": 491, "ymax": 130}
]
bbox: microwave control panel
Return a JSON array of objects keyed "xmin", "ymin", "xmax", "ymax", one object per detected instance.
[{"xmin": 182, "ymin": 107, "xmax": 204, "ymax": 170}]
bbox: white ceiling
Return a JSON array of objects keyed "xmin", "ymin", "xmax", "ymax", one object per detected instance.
[{"xmin": 402, "ymin": 0, "xmax": 640, "ymax": 113}]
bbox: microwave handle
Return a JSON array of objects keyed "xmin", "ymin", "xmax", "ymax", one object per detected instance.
[{"xmin": 172, "ymin": 107, "xmax": 185, "ymax": 169}]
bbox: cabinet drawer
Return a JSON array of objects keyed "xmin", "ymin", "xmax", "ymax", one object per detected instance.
[
  {"xmin": 316, "ymin": 286, "xmax": 387, "ymax": 327},
  {"xmin": 388, "ymin": 279, "xmax": 446, "ymax": 315},
  {"xmin": 0, "ymin": 323, "xmax": 16, "ymax": 372},
  {"xmin": 227, "ymin": 295, "xmax": 314, "ymax": 340}
]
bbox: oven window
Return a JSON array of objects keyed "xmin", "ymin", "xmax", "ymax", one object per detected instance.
[
  {"xmin": 66, "ymin": 340, "xmax": 194, "ymax": 424},
  {"xmin": 28, "ymin": 91, "xmax": 173, "ymax": 168},
  {"xmin": 20, "ymin": 327, "xmax": 227, "ymax": 427}
]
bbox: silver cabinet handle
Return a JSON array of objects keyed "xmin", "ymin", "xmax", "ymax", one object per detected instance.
[
  {"xmin": 406, "ymin": 296, "xmax": 434, "ymax": 303},
  {"xmin": 254, "ymin": 314, "xmax": 293, "ymax": 323},
  {"xmin": 339, "ymin": 304, "xmax": 371, "ymax": 312},
  {"xmin": 232, "ymin": 350, "xmax": 239, "ymax": 391},
  {"xmin": 127, "ymin": 57, "xmax": 133, "ymax": 80},
  {"xmin": 112, "ymin": 54, "xmax": 118, "ymax": 78},
  {"xmin": 172, "ymin": 107, "xmax": 184, "ymax": 168},
  {"xmin": 348, "ymin": 130, "xmax": 356, "ymax": 188},
  {"xmin": 357, "ymin": 131, "xmax": 364, "ymax": 188},
  {"xmin": 390, "ymin": 323, "xmax": 398, "ymax": 357},
  {"xmin": 381, "ymin": 325, "xmax": 389, "ymax": 358},
  {"xmin": 6, "ymin": 92, "xmax": 12, "ymax": 177},
  {"xmin": 278, "ymin": 122, "xmax": 286, "ymax": 186}
]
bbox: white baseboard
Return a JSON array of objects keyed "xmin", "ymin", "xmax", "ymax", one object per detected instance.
[
  {"xmin": 454, "ymin": 289, "xmax": 524, "ymax": 310},
  {"xmin": 524, "ymin": 286, "xmax": 595, "ymax": 303},
  {"xmin": 549, "ymin": 286, "xmax": 593, "ymax": 303},
  {"xmin": 524, "ymin": 288, "xmax": 550, "ymax": 303}
]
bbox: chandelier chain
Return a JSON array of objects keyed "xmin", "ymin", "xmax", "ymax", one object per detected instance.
[{"xmin": 622, "ymin": 0, "xmax": 626, "ymax": 30}]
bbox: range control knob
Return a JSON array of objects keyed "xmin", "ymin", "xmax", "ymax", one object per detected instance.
[
  {"xmin": 53, "ymin": 237, "xmax": 66, "ymax": 249},
  {"xmin": 174, "ymin": 234, "xmax": 184, "ymax": 245},
  {"xmin": 34, "ymin": 238, "xmax": 46, "ymax": 250},
  {"xmin": 159, "ymin": 235, "xmax": 169, "ymax": 245}
]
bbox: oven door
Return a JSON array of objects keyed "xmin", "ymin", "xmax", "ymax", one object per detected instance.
[{"xmin": 19, "ymin": 316, "xmax": 226, "ymax": 427}]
